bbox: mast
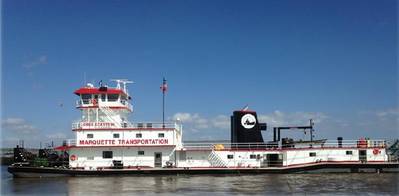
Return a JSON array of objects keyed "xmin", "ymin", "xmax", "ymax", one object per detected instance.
[{"xmin": 160, "ymin": 78, "xmax": 168, "ymax": 128}]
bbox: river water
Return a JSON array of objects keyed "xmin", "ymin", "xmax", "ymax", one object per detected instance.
[{"xmin": 1, "ymin": 166, "xmax": 398, "ymax": 195}]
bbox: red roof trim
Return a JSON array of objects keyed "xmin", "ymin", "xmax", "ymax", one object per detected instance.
[
  {"xmin": 74, "ymin": 87, "xmax": 127, "ymax": 95},
  {"xmin": 54, "ymin": 146, "xmax": 69, "ymax": 151}
]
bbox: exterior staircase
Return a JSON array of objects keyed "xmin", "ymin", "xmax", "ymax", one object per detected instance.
[
  {"xmin": 208, "ymin": 150, "xmax": 228, "ymax": 168},
  {"xmin": 387, "ymin": 139, "xmax": 399, "ymax": 160},
  {"xmin": 99, "ymin": 106, "xmax": 123, "ymax": 128}
]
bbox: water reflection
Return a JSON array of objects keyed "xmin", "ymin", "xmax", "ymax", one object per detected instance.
[
  {"xmin": 2, "ymin": 167, "xmax": 398, "ymax": 195},
  {"xmin": 64, "ymin": 174, "xmax": 399, "ymax": 195}
]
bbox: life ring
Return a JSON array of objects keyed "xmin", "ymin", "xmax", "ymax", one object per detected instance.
[
  {"xmin": 92, "ymin": 99, "xmax": 97, "ymax": 105},
  {"xmin": 373, "ymin": 148, "xmax": 379, "ymax": 155},
  {"xmin": 70, "ymin": 155, "xmax": 77, "ymax": 161}
]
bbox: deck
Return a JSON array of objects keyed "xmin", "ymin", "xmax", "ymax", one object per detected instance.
[{"xmin": 8, "ymin": 161, "xmax": 399, "ymax": 177}]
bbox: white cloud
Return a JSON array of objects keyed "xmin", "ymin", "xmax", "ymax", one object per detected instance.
[
  {"xmin": 23, "ymin": 55, "xmax": 48, "ymax": 70},
  {"xmin": 376, "ymin": 108, "xmax": 399, "ymax": 119},
  {"xmin": 46, "ymin": 132, "xmax": 67, "ymax": 140},
  {"xmin": 211, "ymin": 115, "xmax": 230, "ymax": 129},
  {"xmin": 171, "ymin": 111, "xmax": 327, "ymax": 134},
  {"xmin": 258, "ymin": 110, "xmax": 328, "ymax": 127},
  {"xmin": 2, "ymin": 118, "xmax": 37, "ymax": 134},
  {"xmin": 172, "ymin": 113, "xmax": 209, "ymax": 130}
]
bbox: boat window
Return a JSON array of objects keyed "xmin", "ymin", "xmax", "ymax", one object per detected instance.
[
  {"xmin": 250, "ymin": 154, "xmax": 257, "ymax": 159},
  {"xmin": 136, "ymin": 133, "xmax": 142, "ymax": 138},
  {"xmin": 113, "ymin": 133, "xmax": 120, "ymax": 138},
  {"xmin": 102, "ymin": 151, "xmax": 113, "ymax": 159},
  {"xmin": 107, "ymin": 94, "xmax": 119, "ymax": 102},
  {"xmin": 309, "ymin": 152, "xmax": 316, "ymax": 157},
  {"xmin": 346, "ymin": 151, "xmax": 353, "ymax": 155},
  {"xmin": 138, "ymin": 151, "xmax": 145, "ymax": 155},
  {"xmin": 87, "ymin": 134, "xmax": 94, "ymax": 138},
  {"xmin": 101, "ymin": 94, "xmax": 106, "ymax": 101},
  {"xmin": 227, "ymin": 155, "xmax": 234, "ymax": 159},
  {"xmin": 82, "ymin": 94, "xmax": 91, "ymax": 104},
  {"xmin": 87, "ymin": 156, "xmax": 94, "ymax": 160},
  {"xmin": 158, "ymin": 133, "xmax": 165, "ymax": 138}
]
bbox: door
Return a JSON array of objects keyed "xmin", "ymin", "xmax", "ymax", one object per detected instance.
[
  {"xmin": 359, "ymin": 150, "xmax": 367, "ymax": 163},
  {"xmin": 154, "ymin": 152, "xmax": 162, "ymax": 167},
  {"xmin": 266, "ymin": 154, "xmax": 283, "ymax": 167}
]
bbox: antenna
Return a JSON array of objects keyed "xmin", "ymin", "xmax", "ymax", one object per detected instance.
[
  {"xmin": 110, "ymin": 79, "xmax": 134, "ymax": 95},
  {"xmin": 84, "ymin": 72, "xmax": 87, "ymax": 86}
]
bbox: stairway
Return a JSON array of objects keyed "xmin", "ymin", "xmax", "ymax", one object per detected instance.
[
  {"xmin": 99, "ymin": 106, "xmax": 123, "ymax": 128},
  {"xmin": 208, "ymin": 150, "xmax": 228, "ymax": 168},
  {"xmin": 388, "ymin": 139, "xmax": 399, "ymax": 157}
]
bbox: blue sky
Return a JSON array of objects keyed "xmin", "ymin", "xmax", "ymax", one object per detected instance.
[{"xmin": 1, "ymin": 0, "xmax": 397, "ymax": 147}]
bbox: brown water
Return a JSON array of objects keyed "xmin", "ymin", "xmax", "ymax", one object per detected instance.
[{"xmin": 1, "ymin": 167, "xmax": 398, "ymax": 195}]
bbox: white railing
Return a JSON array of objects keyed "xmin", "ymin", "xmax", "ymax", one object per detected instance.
[
  {"xmin": 63, "ymin": 139, "xmax": 387, "ymax": 149},
  {"xmin": 72, "ymin": 121, "xmax": 179, "ymax": 130},
  {"xmin": 64, "ymin": 139, "xmax": 76, "ymax": 146},
  {"xmin": 182, "ymin": 140, "xmax": 388, "ymax": 150}
]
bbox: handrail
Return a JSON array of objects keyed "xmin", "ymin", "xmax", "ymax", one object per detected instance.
[
  {"xmin": 182, "ymin": 140, "xmax": 387, "ymax": 150},
  {"xmin": 63, "ymin": 139, "xmax": 387, "ymax": 150},
  {"xmin": 72, "ymin": 121, "xmax": 178, "ymax": 130}
]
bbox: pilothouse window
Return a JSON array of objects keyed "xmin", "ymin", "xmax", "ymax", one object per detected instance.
[
  {"xmin": 81, "ymin": 94, "xmax": 91, "ymax": 104},
  {"xmin": 107, "ymin": 94, "xmax": 119, "ymax": 102}
]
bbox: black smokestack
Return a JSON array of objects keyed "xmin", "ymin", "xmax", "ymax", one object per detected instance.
[{"xmin": 231, "ymin": 110, "xmax": 266, "ymax": 144}]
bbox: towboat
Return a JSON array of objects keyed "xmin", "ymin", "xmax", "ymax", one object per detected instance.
[{"xmin": 8, "ymin": 79, "xmax": 399, "ymax": 177}]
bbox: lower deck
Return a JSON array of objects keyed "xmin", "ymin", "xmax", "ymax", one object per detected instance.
[{"xmin": 8, "ymin": 161, "xmax": 399, "ymax": 177}]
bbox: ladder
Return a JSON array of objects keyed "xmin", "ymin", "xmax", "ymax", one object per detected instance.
[
  {"xmin": 208, "ymin": 149, "xmax": 228, "ymax": 168},
  {"xmin": 99, "ymin": 106, "xmax": 123, "ymax": 128}
]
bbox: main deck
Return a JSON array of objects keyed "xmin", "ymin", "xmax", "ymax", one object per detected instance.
[{"xmin": 8, "ymin": 161, "xmax": 399, "ymax": 177}]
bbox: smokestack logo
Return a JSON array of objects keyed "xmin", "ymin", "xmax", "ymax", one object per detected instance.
[{"xmin": 241, "ymin": 114, "xmax": 256, "ymax": 129}]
